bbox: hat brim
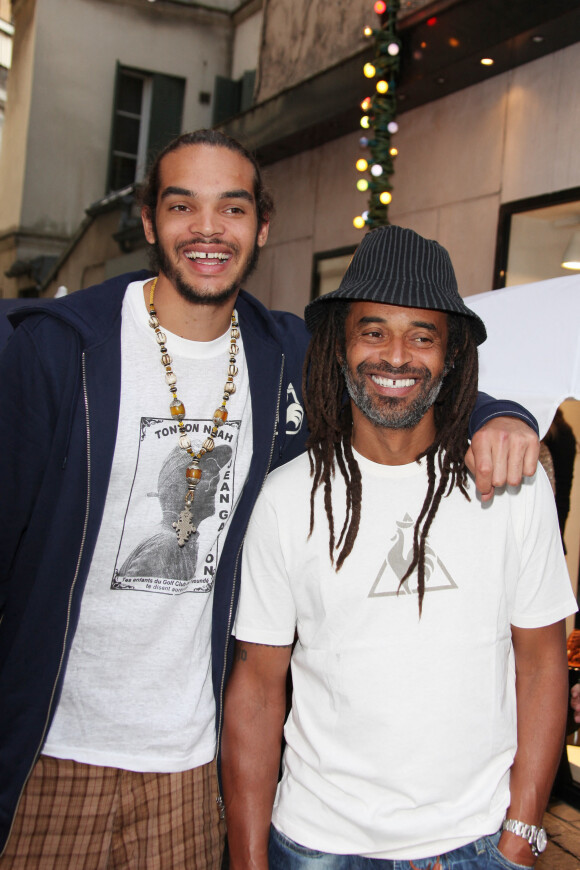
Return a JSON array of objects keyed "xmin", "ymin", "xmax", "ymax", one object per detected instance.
[{"xmin": 305, "ymin": 290, "xmax": 487, "ymax": 345}]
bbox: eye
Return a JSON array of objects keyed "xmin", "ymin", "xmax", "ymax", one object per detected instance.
[
  {"xmin": 169, "ymin": 203, "xmax": 190, "ymax": 212},
  {"xmin": 225, "ymin": 205, "xmax": 245, "ymax": 215},
  {"xmin": 412, "ymin": 334, "xmax": 434, "ymax": 345}
]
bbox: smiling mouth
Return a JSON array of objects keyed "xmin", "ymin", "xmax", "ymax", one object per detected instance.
[
  {"xmin": 371, "ymin": 375, "xmax": 417, "ymax": 388},
  {"xmin": 184, "ymin": 251, "xmax": 231, "ymax": 261}
]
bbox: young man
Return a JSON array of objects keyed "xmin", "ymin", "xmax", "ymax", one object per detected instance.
[
  {"xmin": 223, "ymin": 226, "xmax": 576, "ymax": 869},
  {"xmin": 0, "ymin": 133, "xmax": 539, "ymax": 867}
]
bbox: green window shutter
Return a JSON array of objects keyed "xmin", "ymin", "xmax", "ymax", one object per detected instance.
[
  {"xmin": 212, "ymin": 75, "xmax": 242, "ymax": 126},
  {"xmin": 240, "ymin": 70, "xmax": 256, "ymax": 113},
  {"xmin": 147, "ymin": 73, "xmax": 186, "ymax": 166}
]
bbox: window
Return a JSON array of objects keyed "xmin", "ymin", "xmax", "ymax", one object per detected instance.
[
  {"xmin": 108, "ymin": 65, "xmax": 185, "ymax": 193},
  {"xmin": 311, "ymin": 247, "xmax": 356, "ymax": 300},
  {"xmin": 109, "ymin": 69, "xmax": 151, "ymax": 192},
  {"xmin": 494, "ymin": 187, "xmax": 580, "ymax": 288}
]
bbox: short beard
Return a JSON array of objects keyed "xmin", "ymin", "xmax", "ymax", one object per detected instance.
[
  {"xmin": 342, "ymin": 361, "xmax": 447, "ymax": 430},
  {"xmin": 151, "ymin": 226, "xmax": 262, "ymax": 307}
]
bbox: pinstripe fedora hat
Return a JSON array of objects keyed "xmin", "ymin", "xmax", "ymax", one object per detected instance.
[{"xmin": 305, "ymin": 226, "xmax": 487, "ymax": 345}]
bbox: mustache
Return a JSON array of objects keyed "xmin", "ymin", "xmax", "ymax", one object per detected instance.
[
  {"xmin": 174, "ymin": 238, "xmax": 239, "ymax": 255},
  {"xmin": 356, "ymin": 361, "xmax": 431, "ymax": 378}
]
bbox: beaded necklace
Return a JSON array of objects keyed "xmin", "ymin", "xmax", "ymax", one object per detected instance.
[{"xmin": 147, "ymin": 277, "xmax": 239, "ymax": 547}]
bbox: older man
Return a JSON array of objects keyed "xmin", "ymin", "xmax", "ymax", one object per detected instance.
[{"xmin": 223, "ymin": 226, "xmax": 575, "ymax": 869}]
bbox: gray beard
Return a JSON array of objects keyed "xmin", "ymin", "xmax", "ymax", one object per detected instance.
[{"xmin": 342, "ymin": 362, "xmax": 446, "ymax": 430}]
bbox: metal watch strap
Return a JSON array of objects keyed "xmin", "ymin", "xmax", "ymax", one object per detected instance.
[{"xmin": 502, "ymin": 818, "xmax": 548, "ymax": 857}]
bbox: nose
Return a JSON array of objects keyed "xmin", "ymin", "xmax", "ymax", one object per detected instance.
[
  {"xmin": 381, "ymin": 335, "xmax": 411, "ymax": 368},
  {"xmin": 189, "ymin": 207, "xmax": 224, "ymax": 238}
]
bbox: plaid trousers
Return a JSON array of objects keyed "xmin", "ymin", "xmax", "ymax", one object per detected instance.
[{"xmin": 0, "ymin": 755, "xmax": 225, "ymax": 869}]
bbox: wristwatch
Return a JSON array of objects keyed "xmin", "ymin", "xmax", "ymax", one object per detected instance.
[{"xmin": 502, "ymin": 818, "xmax": 548, "ymax": 857}]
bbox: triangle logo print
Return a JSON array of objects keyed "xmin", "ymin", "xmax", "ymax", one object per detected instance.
[{"xmin": 368, "ymin": 513, "xmax": 457, "ymax": 598}]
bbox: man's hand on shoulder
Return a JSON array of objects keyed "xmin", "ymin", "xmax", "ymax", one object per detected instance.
[{"xmin": 465, "ymin": 417, "xmax": 540, "ymax": 502}]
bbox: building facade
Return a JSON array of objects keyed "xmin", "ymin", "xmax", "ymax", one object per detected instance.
[{"xmin": 0, "ymin": 0, "xmax": 262, "ymax": 296}]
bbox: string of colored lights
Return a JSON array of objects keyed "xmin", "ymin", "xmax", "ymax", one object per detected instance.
[{"xmin": 354, "ymin": 0, "xmax": 401, "ymax": 230}]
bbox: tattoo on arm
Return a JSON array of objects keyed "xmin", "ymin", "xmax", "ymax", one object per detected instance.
[{"xmin": 234, "ymin": 642, "xmax": 292, "ymax": 663}]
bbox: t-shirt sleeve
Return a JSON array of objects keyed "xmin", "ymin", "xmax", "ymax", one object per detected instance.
[
  {"xmin": 511, "ymin": 466, "xmax": 577, "ymax": 629},
  {"xmin": 233, "ymin": 484, "xmax": 297, "ymax": 646}
]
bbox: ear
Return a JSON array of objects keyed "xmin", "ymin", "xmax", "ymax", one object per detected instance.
[
  {"xmin": 257, "ymin": 219, "xmax": 269, "ymax": 248},
  {"xmin": 141, "ymin": 207, "xmax": 156, "ymax": 245}
]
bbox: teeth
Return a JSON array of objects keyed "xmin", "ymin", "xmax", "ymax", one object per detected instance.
[
  {"xmin": 372, "ymin": 376, "xmax": 416, "ymax": 388},
  {"xmin": 185, "ymin": 251, "xmax": 230, "ymax": 260}
]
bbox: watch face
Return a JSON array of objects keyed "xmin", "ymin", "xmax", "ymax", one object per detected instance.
[{"xmin": 536, "ymin": 828, "xmax": 548, "ymax": 852}]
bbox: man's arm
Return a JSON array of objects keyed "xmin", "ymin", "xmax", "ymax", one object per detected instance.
[
  {"xmin": 498, "ymin": 621, "xmax": 568, "ymax": 866},
  {"xmin": 0, "ymin": 319, "xmax": 65, "ymax": 595},
  {"xmin": 222, "ymin": 639, "xmax": 292, "ymax": 870}
]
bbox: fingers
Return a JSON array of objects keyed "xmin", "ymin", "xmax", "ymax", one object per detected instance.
[
  {"xmin": 468, "ymin": 418, "xmax": 540, "ymax": 499},
  {"xmin": 465, "ymin": 445, "xmax": 494, "ymax": 502},
  {"xmin": 571, "ymin": 683, "xmax": 580, "ymax": 722},
  {"xmin": 504, "ymin": 428, "xmax": 540, "ymax": 488},
  {"xmin": 520, "ymin": 434, "xmax": 541, "ymax": 479}
]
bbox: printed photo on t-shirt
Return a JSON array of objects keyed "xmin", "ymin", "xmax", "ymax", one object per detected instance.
[{"xmin": 111, "ymin": 415, "xmax": 240, "ymax": 595}]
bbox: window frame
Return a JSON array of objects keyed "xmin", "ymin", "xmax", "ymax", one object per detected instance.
[
  {"xmin": 493, "ymin": 186, "xmax": 580, "ymax": 289},
  {"xmin": 107, "ymin": 63, "xmax": 185, "ymax": 194},
  {"xmin": 311, "ymin": 245, "xmax": 357, "ymax": 301}
]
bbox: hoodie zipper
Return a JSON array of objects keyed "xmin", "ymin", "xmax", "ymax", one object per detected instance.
[
  {"xmin": 215, "ymin": 354, "xmax": 285, "ymax": 817},
  {"xmin": 0, "ymin": 353, "xmax": 92, "ymax": 856}
]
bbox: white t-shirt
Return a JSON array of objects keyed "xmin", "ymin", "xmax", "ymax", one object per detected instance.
[
  {"xmin": 234, "ymin": 448, "xmax": 576, "ymax": 860},
  {"xmin": 44, "ymin": 279, "xmax": 253, "ymax": 772}
]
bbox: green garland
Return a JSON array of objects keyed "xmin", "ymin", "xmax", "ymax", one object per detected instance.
[{"xmin": 359, "ymin": 0, "xmax": 401, "ymax": 228}]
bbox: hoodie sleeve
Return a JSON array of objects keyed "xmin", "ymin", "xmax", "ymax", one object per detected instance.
[
  {"xmin": 0, "ymin": 315, "xmax": 81, "ymax": 605},
  {"xmin": 469, "ymin": 391, "xmax": 539, "ymax": 439}
]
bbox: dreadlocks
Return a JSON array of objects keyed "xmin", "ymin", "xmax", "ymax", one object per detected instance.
[{"xmin": 303, "ymin": 301, "xmax": 479, "ymax": 615}]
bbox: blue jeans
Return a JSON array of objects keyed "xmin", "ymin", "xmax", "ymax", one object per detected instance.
[{"xmin": 268, "ymin": 826, "xmax": 535, "ymax": 869}]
